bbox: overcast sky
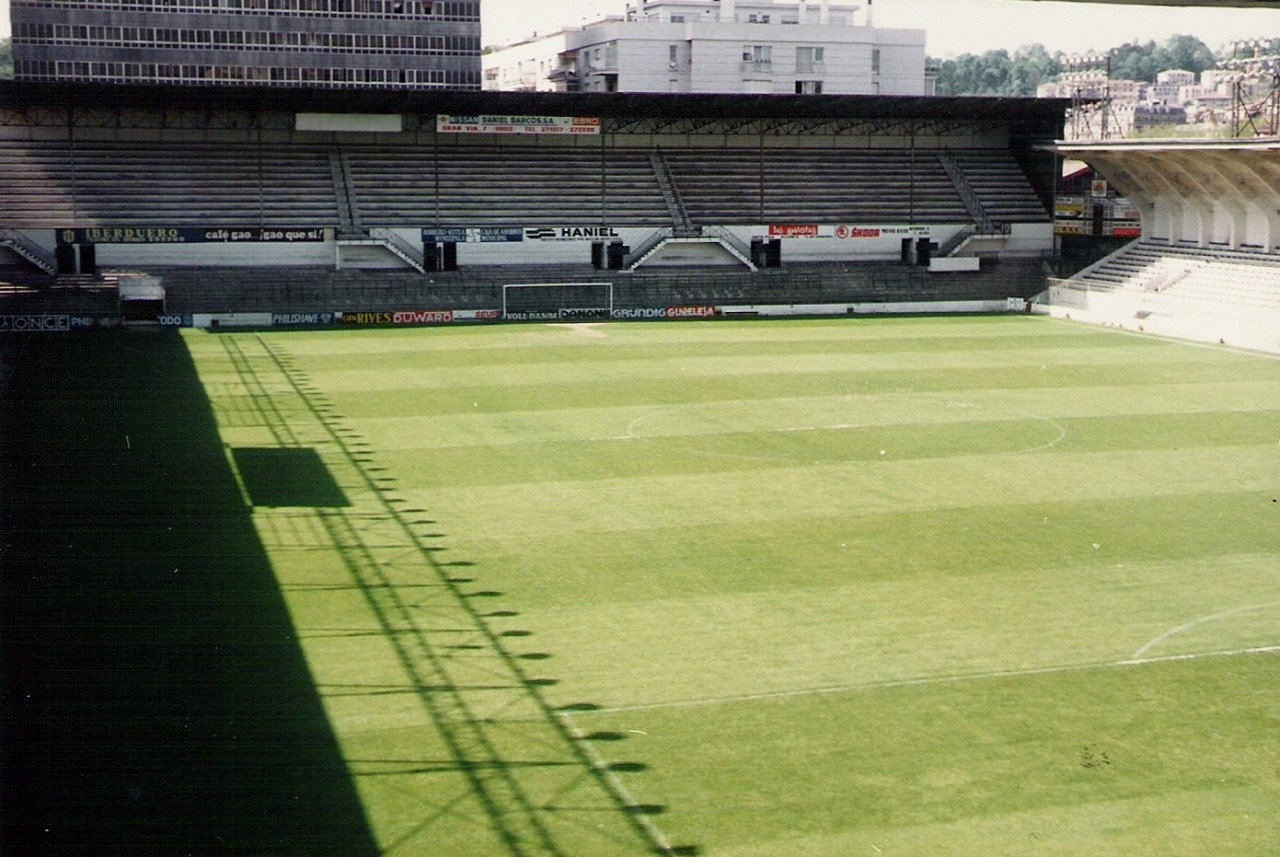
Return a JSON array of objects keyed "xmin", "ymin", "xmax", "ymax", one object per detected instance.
[
  {"xmin": 1, "ymin": 0, "xmax": 1275, "ymax": 57},
  {"xmin": 483, "ymin": 0, "xmax": 1278, "ymax": 56}
]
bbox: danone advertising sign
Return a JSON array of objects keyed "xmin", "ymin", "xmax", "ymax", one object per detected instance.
[
  {"xmin": 58, "ymin": 227, "xmax": 325, "ymax": 244},
  {"xmin": 437, "ymin": 115, "xmax": 601, "ymax": 135}
]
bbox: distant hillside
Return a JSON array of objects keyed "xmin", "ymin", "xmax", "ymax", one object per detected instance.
[{"xmin": 931, "ymin": 35, "xmax": 1219, "ymax": 97}]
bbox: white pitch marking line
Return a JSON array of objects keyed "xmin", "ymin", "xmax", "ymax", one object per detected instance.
[
  {"xmin": 587, "ymin": 645, "xmax": 1280, "ymax": 714},
  {"xmin": 1130, "ymin": 600, "xmax": 1280, "ymax": 660},
  {"xmin": 1009, "ymin": 413, "xmax": 1069, "ymax": 455}
]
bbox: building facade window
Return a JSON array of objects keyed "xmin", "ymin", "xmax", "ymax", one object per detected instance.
[
  {"xmin": 742, "ymin": 44, "xmax": 772, "ymax": 71},
  {"xmin": 796, "ymin": 46, "xmax": 824, "ymax": 73}
]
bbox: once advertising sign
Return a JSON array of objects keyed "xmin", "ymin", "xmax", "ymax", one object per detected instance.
[
  {"xmin": 437, "ymin": 115, "xmax": 601, "ymax": 135},
  {"xmin": 59, "ymin": 227, "xmax": 325, "ymax": 244},
  {"xmin": 0, "ymin": 314, "xmax": 71, "ymax": 332},
  {"xmin": 0, "ymin": 314, "xmax": 103, "ymax": 331}
]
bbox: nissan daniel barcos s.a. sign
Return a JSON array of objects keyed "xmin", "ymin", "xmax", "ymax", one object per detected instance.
[{"xmin": 437, "ymin": 115, "xmax": 601, "ymax": 135}]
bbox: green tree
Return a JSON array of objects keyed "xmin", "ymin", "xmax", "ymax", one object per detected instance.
[
  {"xmin": 931, "ymin": 34, "xmax": 1219, "ymax": 96},
  {"xmin": 1109, "ymin": 35, "xmax": 1214, "ymax": 82},
  {"xmin": 1157, "ymin": 34, "xmax": 1216, "ymax": 76},
  {"xmin": 932, "ymin": 44, "xmax": 1063, "ymax": 96},
  {"xmin": 1110, "ymin": 40, "xmax": 1162, "ymax": 82},
  {"xmin": 0, "ymin": 38, "xmax": 13, "ymax": 80}
]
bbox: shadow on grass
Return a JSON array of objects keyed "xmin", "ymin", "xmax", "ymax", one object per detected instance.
[
  {"xmin": 0, "ymin": 332, "xmax": 378, "ymax": 856},
  {"xmin": 230, "ymin": 447, "xmax": 350, "ymax": 508}
]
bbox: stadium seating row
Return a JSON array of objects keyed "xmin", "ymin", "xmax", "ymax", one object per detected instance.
[
  {"xmin": 1070, "ymin": 239, "xmax": 1280, "ymax": 308},
  {"xmin": 0, "ymin": 139, "xmax": 1049, "ymax": 231}
]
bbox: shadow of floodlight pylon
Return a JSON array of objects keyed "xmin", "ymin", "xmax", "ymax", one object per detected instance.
[{"xmin": 217, "ymin": 332, "xmax": 697, "ymax": 857}]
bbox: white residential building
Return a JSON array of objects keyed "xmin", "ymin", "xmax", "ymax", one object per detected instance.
[
  {"xmin": 483, "ymin": 0, "xmax": 929, "ymax": 95},
  {"xmin": 1149, "ymin": 69, "xmax": 1196, "ymax": 104}
]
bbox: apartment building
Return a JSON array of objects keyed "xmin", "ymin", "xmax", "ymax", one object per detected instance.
[
  {"xmin": 484, "ymin": 0, "xmax": 929, "ymax": 95},
  {"xmin": 10, "ymin": 0, "xmax": 482, "ymax": 89}
]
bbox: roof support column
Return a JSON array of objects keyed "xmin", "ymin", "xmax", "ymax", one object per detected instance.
[
  {"xmin": 1163, "ymin": 201, "xmax": 1185, "ymax": 245},
  {"xmin": 1220, "ymin": 198, "xmax": 1248, "ymax": 250},
  {"xmin": 1135, "ymin": 198, "xmax": 1157, "ymax": 242},
  {"xmin": 1248, "ymin": 199, "xmax": 1280, "ymax": 254},
  {"xmin": 1191, "ymin": 200, "xmax": 1211, "ymax": 248}
]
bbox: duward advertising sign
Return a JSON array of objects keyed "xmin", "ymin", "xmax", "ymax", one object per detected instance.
[{"xmin": 337, "ymin": 310, "xmax": 502, "ymax": 326}]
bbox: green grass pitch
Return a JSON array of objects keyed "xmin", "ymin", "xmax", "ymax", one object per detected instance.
[
  {"xmin": 5, "ymin": 315, "xmax": 1277, "ymax": 855},
  {"xmin": 188, "ymin": 315, "xmax": 1280, "ymax": 856}
]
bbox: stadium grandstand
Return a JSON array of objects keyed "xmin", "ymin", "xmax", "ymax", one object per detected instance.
[
  {"xmin": 1, "ymin": 15, "xmax": 1277, "ymax": 349},
  {"xmin": 4, "ymin": 3, "xmax": 1280, "ymax": 855},
  {"xmin": 1, "ymin": 80, "xmax": 1068, "ymax": 328},
  {"xmin": 1042, "ymin": 138, "xmax": 1280, "ymax": 352}
]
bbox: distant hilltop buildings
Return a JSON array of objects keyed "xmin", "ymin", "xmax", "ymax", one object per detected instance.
[
  {"xmin": 483, "ymin": 0, "xmax": 931, "ymax": 95},
  {"xmin": 1040, "ymin": 66, "xmax": 1277, "ymax": 139}
]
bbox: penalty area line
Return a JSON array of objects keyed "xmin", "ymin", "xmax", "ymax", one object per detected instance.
[{"xmin": 588, "ymin": 644, "xmax": 1280, "ymax": 714}]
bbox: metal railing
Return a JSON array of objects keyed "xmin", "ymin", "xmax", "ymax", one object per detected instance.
[
  {"xmin": 368, "ymin": 227, "xmax": 425, "ymax": 273},
  {"xmin": 701, "ymin": 225, "xmax": 756, "ymax": 268},
  {"xmin": 0, "ymin": 228, "xmax": 58, "ymax": 275},
  {"xmin": 648, "ymin": 149, "xmax": 698, "ymax": 236},
  {"xmin": 937, "ymin": 149, "xmax": 999, "ymax": 234},
  {"xmin": 624, "ymin": 227, "xmax": 674, "ymax": 269}
]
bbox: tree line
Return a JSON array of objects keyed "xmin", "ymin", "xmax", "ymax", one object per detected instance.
[{"xmin": 931, "ymin": 34, "xmax": 1225, "ymax": 97}]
